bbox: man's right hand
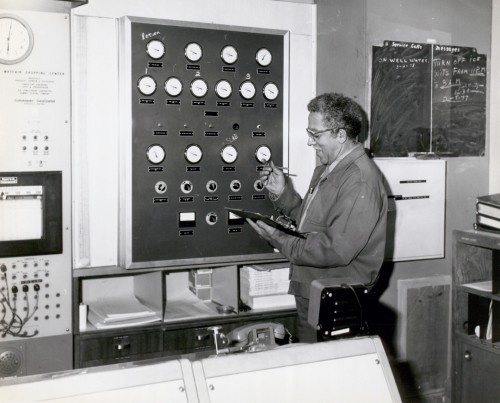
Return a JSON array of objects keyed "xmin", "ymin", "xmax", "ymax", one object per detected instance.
[{"xmin": 260, "ymin": 160, "xmax": 286, "ymax": 196}]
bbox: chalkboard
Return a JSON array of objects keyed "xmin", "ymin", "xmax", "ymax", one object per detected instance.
[
  {"xmin": 370, "ymin": 41, "xmax": 487, "ymax": 157},
  {"xmin": 370, "ymin": 41, "xmax": 432, "ymax": 157},
  {"xmin": 432, "ymin": 45, "xmax": 486, "ymax": 156}
]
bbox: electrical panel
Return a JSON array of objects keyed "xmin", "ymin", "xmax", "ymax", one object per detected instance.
[
  {"xmin": 120, "ymin": 17, "xmax": 288, "ymax": 269},
  {"xmin": 0, "ymin": 8, "xmax": 72, "ymax": 376}
]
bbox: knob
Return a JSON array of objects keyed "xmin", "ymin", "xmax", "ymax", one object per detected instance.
[
  {"xmin": 464, "ymin": 350, "xmax": 472, "ymax": 361},
  {"xmin": 0, "ymin": 264, "xmax": 6, "ymax": 272}
]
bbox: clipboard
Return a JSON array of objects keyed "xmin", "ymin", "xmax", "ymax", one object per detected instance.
[{"xmin": 225, "ymin": 207, "xmax": 306, "ymax": 238}]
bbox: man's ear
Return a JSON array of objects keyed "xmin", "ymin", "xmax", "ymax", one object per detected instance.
[{"xmin": 337, "ymin": 128, "xmax": 347, "ymax": 144}]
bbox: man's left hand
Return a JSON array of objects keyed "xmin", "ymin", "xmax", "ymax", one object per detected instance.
[{"xmin": 246, "ymin": 219, "xmax": 277, "ymax": 243}]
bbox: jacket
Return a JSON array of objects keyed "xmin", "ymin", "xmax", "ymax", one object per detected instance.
[{"xmin": 270, "ymin": 144, "xmax": 388, "ymax": 299}]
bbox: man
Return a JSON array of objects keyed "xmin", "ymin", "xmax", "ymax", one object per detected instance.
[{"xmin": 247, "ymin": 93, "xmax": 388, "ymax": 342}]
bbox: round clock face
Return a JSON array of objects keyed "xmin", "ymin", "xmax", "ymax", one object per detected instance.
[
  {"xmin": 190, "ymin": 78, "xmax": 208, "ymax": 98},
  {"xmin": 185, "ymin": 42, "xmax": 202, "ymax": 62},
  {"xmin": 239, "ymin": 80, "xmax": 256, "ymax": 100},
  {"xmin": 184, "ymin": 144, "xmax": 203, "ymax": 164},
  {"xmin": 146, "ymin": 39, "xmax": 165, "ymax": 60},
  {"xmin": 137, "ymin": 75, "xmax": 157, "ymax": 96},
  {"xmin": 255, "ymin": 145, "xmax": 272, "ymax": 164},
  {"xmin": 221, "ymin": 45, "xmax": 238, "ymax": 64},
  {"xmin": 221, "ymin": 144, "xmax": 238, "ymax": 164},
  {"xmin": 165, "ymin": 76, "xmax": 183, "ymax": 97},
  {"xmin": 215, "ymin": 79, "xmax": 232, "ymax": 99},
  {"xmin": 263, "ymin": 82, "xmax": 279, "ymax": 101},
  {"xmin": 146, "ymin": 144, "xmax": 165, "ymax": 164},
  {"xmin": 256, "ymin": 47, "xmax": 272, "ymax": 67},
  {"xmin": 0, "ymin": 15, "xmax": 34, "ymax": 65}
]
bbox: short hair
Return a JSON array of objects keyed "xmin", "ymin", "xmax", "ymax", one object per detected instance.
[{"xmin": 307, "ymin": 93, "xmax": 363, "ymax": 140}]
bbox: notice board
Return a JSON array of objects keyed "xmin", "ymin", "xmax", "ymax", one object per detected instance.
[{"xmin": 370, "ymin": 41, "xmax": 486, "ymax": 157}]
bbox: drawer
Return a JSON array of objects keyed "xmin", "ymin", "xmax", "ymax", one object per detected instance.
[
  {"xmin": 163, "ymin": 326, "xmax": 215, "ymax": 355},
  {"xmin": 79, "ymin": 329, "xmax": 162, "ymax": 363}
]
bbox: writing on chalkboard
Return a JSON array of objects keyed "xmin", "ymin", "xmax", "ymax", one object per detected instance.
[{"xmin": 370, "ymin": 41, "xmax": 486, "ymax": 157}]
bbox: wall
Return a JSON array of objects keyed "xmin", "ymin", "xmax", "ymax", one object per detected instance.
[
  {"xmin": 492, "ymin": 0, "xmax": 500, "ymax": 193},
  {"xmin": 316, "ymin": 0, "xmax": 491, "ymax": 400}
]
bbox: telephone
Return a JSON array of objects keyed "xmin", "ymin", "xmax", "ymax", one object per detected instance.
[{"xmin": 227, "ymin": 322, "xmax": 286, "ymax": 352}]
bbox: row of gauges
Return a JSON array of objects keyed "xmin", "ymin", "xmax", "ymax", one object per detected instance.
[
  {"xmin": 137, "ymin": 76, "xmax": 279, "ymax": 101},
  {"xmin": 147, "ymin": 143, "xmax": 272, "ymax": 165},
  {"xmin": 146, "ymin": 40, "xmax": 273, "ymax": 67}
]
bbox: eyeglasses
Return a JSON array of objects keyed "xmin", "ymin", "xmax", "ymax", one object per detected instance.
[{"xmin": 305, "ymin": 127, "xmax": 332, "ymax": 141}]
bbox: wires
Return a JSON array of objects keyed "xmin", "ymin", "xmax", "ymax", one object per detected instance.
[
  {"xmin": 0, "ymin": 268, "xmax": 39, "ymax": 338},
  {"xmin": 341, "ymin": 283, "xmax": 370, "ymax": 334}
]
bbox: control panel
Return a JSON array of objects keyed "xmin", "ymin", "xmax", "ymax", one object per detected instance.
[
  {"xmin": 120, "ymin": 17, "xmax": 288, "ymax": 268},
  {"xmin": 0, "ymin": 7, "xmax": 72, "ymax": 376}
]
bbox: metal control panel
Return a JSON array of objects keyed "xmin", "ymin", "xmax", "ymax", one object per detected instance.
[
  {"xmin": 121, "ymin": 17, "xmax": 288, "ymax": 268},
  {"xmin": 0, "ymin": 8, "xmax": 72, "ymax": 376}
]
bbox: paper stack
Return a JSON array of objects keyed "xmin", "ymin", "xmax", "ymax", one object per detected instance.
[
  {"xmin": 240, "ymin": 265, "xmax": 295, "ymax": 309},
  {"xmin": 87, "ymin": 296, "xmax": 161, "ymax": 329},
  {"xmin": 475, "ymin": 193, "xmax": 500, "ymax": 233}
]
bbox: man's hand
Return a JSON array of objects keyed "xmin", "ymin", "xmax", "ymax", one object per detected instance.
[
  {"xmin": 246, "ymin": 219, "xmax": 277, "ymax": 244},
  {"xmin": 259, "ymin": 160, "xmax": 285, "ymax": 196}
]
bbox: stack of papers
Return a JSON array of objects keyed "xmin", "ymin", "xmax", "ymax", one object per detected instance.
[
  {"xmin": 240, "ymin": 265, "xmax": 295, "ymax": 309},
  {"xmin": 87, "ymin": 296, "xmax": 161, "ymax": 329}
]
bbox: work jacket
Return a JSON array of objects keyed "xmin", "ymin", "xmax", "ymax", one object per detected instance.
[{"xmin": 269, "ymin": 144, "xmax": 388, "ymax": 299}]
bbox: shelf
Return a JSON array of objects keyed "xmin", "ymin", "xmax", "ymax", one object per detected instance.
[
  {"xmin": 459, "ymin": 281, "xmax": 500, "ymax": 301},
  {"xmin": 456, "ymin": 332, "xmax": 500, "ymax": 354},
  {"xmin": 452, "ymin": 230, "xmax": 500, "ymax": 402}
]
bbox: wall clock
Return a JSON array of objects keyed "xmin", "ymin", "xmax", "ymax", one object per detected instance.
[{"xmin": 0, "ymin": 14, "xmax": 34, "ymax": 65}]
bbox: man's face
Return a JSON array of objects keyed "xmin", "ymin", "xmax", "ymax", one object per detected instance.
[{"xmin": 307, "ymin": 112, "xmax": 343, "ymax": 165}]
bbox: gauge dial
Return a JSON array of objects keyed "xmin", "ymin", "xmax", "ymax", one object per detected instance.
[
  {"xmin": 190, "ymin": 78, "xmax": 208, "ymax": 98},
  {"xmin": 256, "ymin": 47, "xmax": 272, "ymax": 67},
  {"xmin": 0, "ymin": 15, "xmax": 34, "ymax": 65},
  {"xmin": 255, "ymin": 145, "xmax": 272, "ymax": 164},
  {"xmin": 221, "ymin": 144, "xmax": 238, "ymax": 164},
  {"xmin": 263, "ymin": 82, "xmax": 279, "ymax": 101},
  {"xmin": 185, "ymin": 42, "xmax": 202, "ymax": 62},
  {"xmin": 146, "ymin": 144, "xmax": 165, "ymax": 164},
  {"xmin": 184, "ymin": 144, "xmax": 203, "ymax": 164},
  {"xmin": 165, "ymin": 76, "xmax": 183, "ymax": 97},
  {"xmin": 137, "ymin": 75, "xmax": 157, "ymax": 96},
  {"xmin": 239, "ymin": 81, "xmax": 256, "ymax": 100},
  {"xmin": 221, "ymin": 45, "xmax": 238, "ymax": 64},
  {"xmin": 146, "ymin": 39, "xmax": 165, "ymax": 60},
  {"xmin": 215, "ymin": 79, "xmax": 233, "ymax": 99}
]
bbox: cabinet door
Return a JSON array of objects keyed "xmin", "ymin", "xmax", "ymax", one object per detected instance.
[{"xmin": 458, "ymin": 341, "xmax": 500, "ymax": 403}]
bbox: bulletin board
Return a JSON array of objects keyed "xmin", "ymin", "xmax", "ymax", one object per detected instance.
[{"xmin": 370, "ymin": 41, "xmax": 486, "ymax": 157}]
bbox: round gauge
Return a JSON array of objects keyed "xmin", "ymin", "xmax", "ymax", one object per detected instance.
[
  {"xmin": 221, "ymin": 144, "xmax": 238, "ymax": 164},
  {"xmin": 221, "ymin": 45, "xmax": 238, "ymax": 64},
  {"xmin": 255, "ymin": 145, "xmax": 272, "ymax": 164},
  {"xmin": 256, "ymin": 47, "xmax": 272, "ymax": 67},
  {"xmin": 190, "ymin": 78, "xmax": 208, "ymax": 98},
  {"xmin": 239, "ymin": 81, "xmax": 256, "ymax": 100},
  {"xmin": 185, "ymin": 42, "xmax": 202, "ymax": 62},
  {"xmin": 263, "ymin": 82, "xmax": 279, "ymax": 101},
  {"xmin": 146, "ymin": 39, "xmax": 165, "ymax": 60},
  {"xmin": 146, "ymin": 144, "xmax": 165, "ymax": 164},
  {"xmin": 215, "ymin": 79, "xmax": 232, "ymax": 99},
  {"xmin": 165, "ymin": 76, "xmax": 183, "ymax": 97},
  {"xmin": 137, "ymin": 75, "xmax": 157, "ymax": 96},
  {"xmin": 184, "ymin": 144, "xmax": 203, "ymax": 164},
  {"xmin": 0, "ymin": 15, "xmax": 34, "ymax": 65}
]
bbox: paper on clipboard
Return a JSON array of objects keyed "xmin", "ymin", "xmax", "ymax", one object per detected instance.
[{"xmin": 225, "ymin": 207, "xmax": 306, "ymax": 238}]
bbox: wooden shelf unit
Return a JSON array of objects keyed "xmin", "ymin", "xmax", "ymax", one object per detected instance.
[
  {"xmin": 452, "ymin": 229, "xmax": 500, "ymax": 402},
  {"xmin": 72, "ymin": 262, "xmax": 298, "ymax": 368}
]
